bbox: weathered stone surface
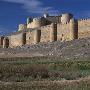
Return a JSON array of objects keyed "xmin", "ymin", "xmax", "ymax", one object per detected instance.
[{"xmin": 2, "ymin": 13, "xmax": 90, "ymax": 48}]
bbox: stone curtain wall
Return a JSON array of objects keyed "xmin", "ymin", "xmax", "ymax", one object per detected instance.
[
  {"xmin": 40, "ymin": 25, "xmax": 51, "ymax": 42},
  {"xmin": 57, "ymin": 23, "xmax": 70, "ymax": 41},
  {"xmin": 40, "ymin": 23, "xmax": 70, "ymax": 43},
  {"xmin": 9, "ymin": 33, "xmax": 24, "ymax": 48},
  {"xmin": 26, "ymin": 30, "xmax": 34, "ymax": 45},
  {"xmin": 78, "ymin": 19, "xmax": 90, "ymax": 38},
  {"xmin": 9, "ymin": 19, "xmax": 90, "ymax": 48}
]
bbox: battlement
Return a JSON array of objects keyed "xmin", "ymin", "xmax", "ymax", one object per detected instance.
[{"xmin": 78, "ymin": 18, "xmax": 90, "ymax": 21}]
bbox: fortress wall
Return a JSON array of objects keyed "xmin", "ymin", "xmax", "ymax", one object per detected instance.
[
  {"xmin": 78, "ymin": 19, "xmax": 90, "ymax": 38},
  {"xmin": 9, "ymin": 33, "xmax": 25, "ymax": 48},
  {"xmin": 40, "ymin": 23, "xmax": 71, "ymax": 43},
  {"xmin": 8, "ymin": 18, "xmax": 90, "ymax": 48},
  {"xmin": 40, "ymin": 25, "xmax": 51, "ymax": 42},
  {"xmin": 26, "ymin": 30, "xmax": 34, "ymax": 44},
  {"xmin": 26, "ymin": 29, "xmax": 41, "ymax": 44},
  {"xmin": 57, "ymin": 23, "xmax": 70, "ymax": 41}
]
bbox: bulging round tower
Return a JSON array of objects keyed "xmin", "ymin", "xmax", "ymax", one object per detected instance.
[
  {"xmin": 69, "ymin": 18, "xmax": 78, "ymax": 40},
  {"xmin": 61, "ymin": 13, "xmax": 73, "ymax": 24},
  {"xmin": 18, "ymin": 24, "xmax": 27, "ymax": 31}
]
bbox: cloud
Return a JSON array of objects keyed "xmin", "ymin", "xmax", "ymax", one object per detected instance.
[{"xmin": 2, "ymin": 0, "xmax": 59, "ymax": 15}]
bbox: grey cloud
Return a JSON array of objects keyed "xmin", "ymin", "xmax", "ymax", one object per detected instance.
[{"xmin": 2, "ymin": 0, "xmax": 59, "ymax": 14}]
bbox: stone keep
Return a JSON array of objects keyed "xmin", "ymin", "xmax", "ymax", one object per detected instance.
[{"xmin": 2, "ymin": 13, "xmax": 83, "ymax": 48}]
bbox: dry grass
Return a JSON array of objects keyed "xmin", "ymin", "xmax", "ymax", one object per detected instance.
[
  {"xmin": 0, "ymin": 77, "xmax": 90, "ymax": 90},
  {"xmin": 0, "ymin": 57, "xmax": 89, "ymax": 89}
]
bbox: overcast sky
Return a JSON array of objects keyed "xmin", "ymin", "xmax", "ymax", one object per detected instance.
[{"xmin": 0, "ymin": 0, "xmax": 90, "ymax": 35}]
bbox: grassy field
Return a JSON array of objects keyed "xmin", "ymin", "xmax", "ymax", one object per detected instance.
[{"xmin": 0, "ymin": 57, "xmax": 90, "ymax": 89}]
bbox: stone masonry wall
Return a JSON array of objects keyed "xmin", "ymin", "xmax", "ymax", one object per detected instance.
[
  {"xmin": 9, "ymin": 33, "xmax": 24, "ymax": 48},
  {"xmin": 9, "ymin": 18, "xmax": 90, "ymax": 48},
  {"xmin": 40, "ymin": 25, "xmax": 51, "ymax": 42},
  {"xmin": 78, "ymin": 19, "xmax": 90, "ymax": 38},
  {"xmin": 26, "ymin": 30, "xmax": 35, "ymax": 45},
  {"xmin": 57, "ymin": 23, "xmax": 70, "ymax": 41}
]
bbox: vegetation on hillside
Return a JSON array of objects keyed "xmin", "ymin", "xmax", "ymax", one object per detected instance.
[{"xmin": 0, "ymin": 57, "xmax": 90, "ymax": 89}]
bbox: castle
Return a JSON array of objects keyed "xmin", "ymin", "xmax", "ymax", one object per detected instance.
[{"xmin": 0, "ymin": 13, "xmax": 90, "ymax": 48}]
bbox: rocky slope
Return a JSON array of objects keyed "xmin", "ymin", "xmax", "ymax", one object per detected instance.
[{"xmin": 0, "ymin": 38, "xmax": 90, "ymax": 59}]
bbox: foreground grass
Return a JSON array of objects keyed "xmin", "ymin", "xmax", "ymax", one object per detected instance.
[
  {"xmin": 0, "ymin": 57, "xmax": 90, "ymax": 89},
  {"xmin": 0, "ymin": 77, "xmax": 90, "ymax": 90}
]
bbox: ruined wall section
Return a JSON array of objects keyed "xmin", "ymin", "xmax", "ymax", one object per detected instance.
[
  {"xmin": 78, "ymin": 19, "xmax": 90, "ymax": 38},
  {"xmin": 9, "ymin": 32, "xmax": 25, "ymax": 48}
]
